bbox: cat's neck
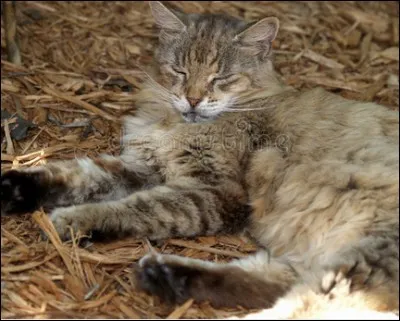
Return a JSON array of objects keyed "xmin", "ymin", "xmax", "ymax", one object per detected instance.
[{"xmin": 256, "ymin": 61, "xmax": 295, "ymax": 97}]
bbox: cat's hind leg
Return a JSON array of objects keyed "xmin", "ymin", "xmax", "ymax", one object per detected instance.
[
  {"xmin": 134, "ymin": 233, "xmax": 399, "ymax": 315},
  {"xmin": 240, "ymin": 234, "xmax": 399, "ymax": 319},
  {"xmin": 1, "ymin": 155, "xmax": 160, "ymax": 215},
  {"xmin": 135, "ymin": 250, "xmax": 297, "ymax": 309}
]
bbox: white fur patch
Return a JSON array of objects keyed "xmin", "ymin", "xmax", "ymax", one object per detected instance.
[
  {"xmin": 225, "ymin": 308, "xmax": 399, "ymax": 320},
  {"xmin": 174, "ymin": 96, "xmax": 191, "ymax": 113},
  {"xmin": 196, "ymin": 96, "xmax": 233, "ymax": 118}
]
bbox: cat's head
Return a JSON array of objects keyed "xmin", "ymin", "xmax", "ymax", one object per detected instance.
[{"xmin": 149, "ymin": 1, "xmax": 279, "ymax": 123}]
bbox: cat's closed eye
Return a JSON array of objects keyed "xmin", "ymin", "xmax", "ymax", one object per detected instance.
[
  {"xmin": 172, "ymin": 68, "xmax": 188, "ymax": 78},
  {"xmin": 212, "ymin": 74, "xmax": 234, "ymax": 84},
  {"xmin": 211, "ymin": 74, "xmax": 242, "ymax": 91},
  {"xmin": 161, "ymin": 65, "xmax": 188, "ymax": 82}
]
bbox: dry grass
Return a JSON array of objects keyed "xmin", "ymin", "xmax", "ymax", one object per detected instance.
[{"xmin": 1, "ymin": 1, "xmax": 399, "ymax": 319}]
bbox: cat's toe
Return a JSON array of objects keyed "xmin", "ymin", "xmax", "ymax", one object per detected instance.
[
  {"xmin": 321, "ymin": 252, "xmax": 371, "ymax": 294},
  {"xmin": 1, "ymin": 169, "xmax": 48, "ymax": 215},
  {"xmin": 50, "ymin": 207, "xmax": 91, "ymax": 242},
  {"xmin": 136, "ymin": 254, "xmax": 192, "ymax": 304}
]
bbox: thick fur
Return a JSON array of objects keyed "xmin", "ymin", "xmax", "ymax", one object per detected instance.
[{"xmin": 1, "ymin": 1, "xmax": 398, "ymax": 318}]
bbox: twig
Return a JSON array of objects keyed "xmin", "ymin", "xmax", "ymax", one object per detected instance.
[
  {"xmin": 167, "ymin": 239, "xmax": 247, "ymax": 258},
  {"xmin": 1, "ymin": 227, "xmax": 28, "ymax": 248},
  {"xmin": 167, "ymin": 299, "xmax": 194, "ymax": 319},
  {"xmin": 42, "ymin": 86, "xmax": 118, "ymax": 122},
  {"xmin": 4, "ymin": 119, "xmax": 15, "ymax": 155},
  {"xmin": 1, "ymin": 251, "xmax": 59, "ymax": 273},
  {"xmin": 3, "ymin": 1, "xmax": 21, "ymax": 65}
]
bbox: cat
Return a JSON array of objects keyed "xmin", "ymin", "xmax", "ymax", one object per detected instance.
[{"xmin": 1, "ymin": 1, "xmax": 398, "ymax": 318}]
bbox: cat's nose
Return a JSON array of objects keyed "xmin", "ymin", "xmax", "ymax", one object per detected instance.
[{"xmin": 187, "ymin": 97, "xmax": 201, "ymax": 108}]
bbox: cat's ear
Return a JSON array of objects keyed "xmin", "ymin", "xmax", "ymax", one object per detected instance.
[
  {"xmin": 234, "ymin": 17, "xmax": 279, "ymax": 58},
  {"xmin": 149, "ymin": 1, "xmax": 186, "ymax": 34}
]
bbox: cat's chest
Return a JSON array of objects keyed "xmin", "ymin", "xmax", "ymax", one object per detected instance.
[
  {"xmin": 122, "ymin": 114, "xmax": 258, "ymax": 180},
  {"xmin": 154, "ymin": 124, "xmax": 252, "ymax": 175},
  {"xmin": 156, "ymin": 123, "xmax": 244, "ymax": 159}
]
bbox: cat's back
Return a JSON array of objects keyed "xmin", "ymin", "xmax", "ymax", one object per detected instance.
[{"xmin": 276, "ymin": 87, "xmax": 399, "ymax": 167}]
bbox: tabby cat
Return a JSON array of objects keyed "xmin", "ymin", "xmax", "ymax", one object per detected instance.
[{"xmin": 1, "ymin": 2, "xmax": 398, "ymax": 318}]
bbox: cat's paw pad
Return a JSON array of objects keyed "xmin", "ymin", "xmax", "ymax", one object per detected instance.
[
  {"xmin": 1, "ymin": 169, "xmax": 48, "ymax": 214},
  {"xmin": 50, "ymin": 207, "xmax": 92, "ymax": 242},
  {"xmin": 136, "ymin": 253, "xmax": 194, "ymax": 304}
]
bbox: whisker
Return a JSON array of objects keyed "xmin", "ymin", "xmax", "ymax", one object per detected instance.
[
  {"xmin": 225, "ymin": 105, "xmax": 322, "ymax": 116},
  {"xmin": 224, "ymin": 108, "xmax": 272, "ymax": 112},
  {"xmin": 201, "ymin": 104, "xmax": 220, "ymax": 109},
  {"xmin": 135, "ymin": 68, "xmax": 177, "ymax": 100}
]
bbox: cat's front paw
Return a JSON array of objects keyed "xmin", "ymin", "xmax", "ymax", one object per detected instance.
[
  {"xmin": 136, "ymin": 253, "xmax": 197, "ymax": 305},
  {"xmin": 50, "ymin": 206, "xmax": 92, "ymax": 242},
  {"xmin": 1, "ymin": 169, "xmax": 49, "ymax": 215}
]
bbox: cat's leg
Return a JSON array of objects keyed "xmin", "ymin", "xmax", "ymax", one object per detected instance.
[
  {"xmin": 135, "ymin": 234, "xmax": 399, "ymax": 313},
  {"xmin": 46, "ymin": 176, "xmax": 250, "ymax": 241},
  {"xmin": 238, "ymin": 234, "xmax": 399, "ymax": 319},
  {"xmin": 135, "ymin": 250, "xmax": 298, "ymax": 309},
  {"xmin": 1, "ymin": 155, "xmax": 160, "ymax": 215}
]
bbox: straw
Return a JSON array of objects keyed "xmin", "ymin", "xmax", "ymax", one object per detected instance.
[{"xmin": 1, "ymin": 1, "xmax": 398, "ymax": 319}]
